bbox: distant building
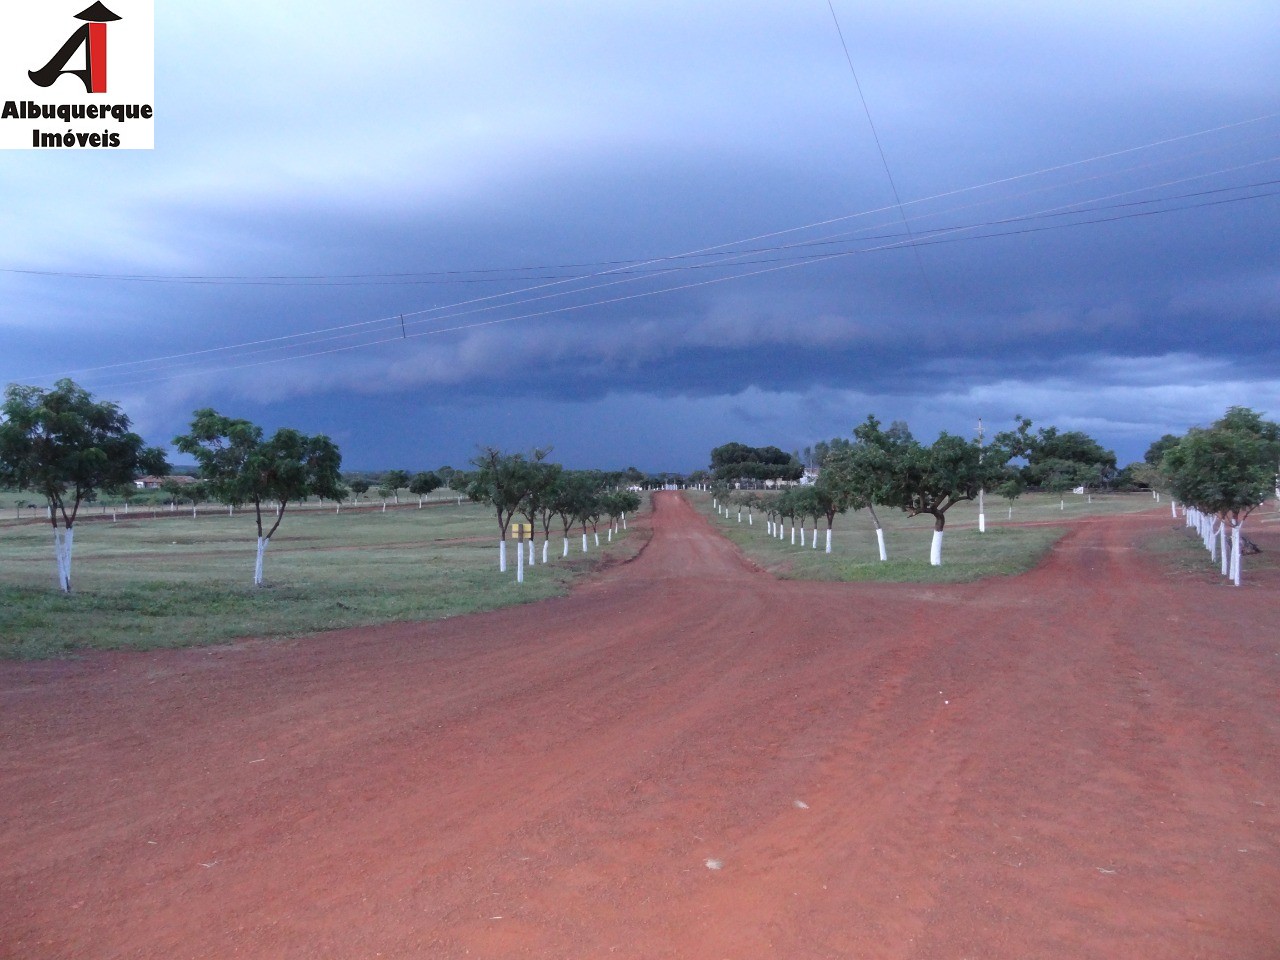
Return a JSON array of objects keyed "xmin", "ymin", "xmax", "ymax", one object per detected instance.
[{"xmin": 134, "ymin": 475, "xmax": 196, "ymax": 489}]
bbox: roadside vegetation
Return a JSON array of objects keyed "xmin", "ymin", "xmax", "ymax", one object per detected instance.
[
  {"xmin": 0, "ymin": 495, "xmax": 648, "ymax": 659},
  {"xmin": 692, "ymin": 489, "xmax": 1158, "ymax": 583}
]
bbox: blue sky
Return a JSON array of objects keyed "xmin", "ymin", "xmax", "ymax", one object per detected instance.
[{"xmin": 2, "ymin": 1, "xmax": 1278, "ymax": 471}]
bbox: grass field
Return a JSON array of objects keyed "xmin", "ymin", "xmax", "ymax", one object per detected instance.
[
  {"xmin": 689, "ymin": 488, "xmax": 1165, "ymax": 583},
  {"xmin": 0, "ymin": 497, "xmax": 646, "ymax": 659}
]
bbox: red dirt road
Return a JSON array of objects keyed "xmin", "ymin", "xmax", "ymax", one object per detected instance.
[{"xmin": 2, "ymin": 492, "xmax": 1277, "ymax": 959}]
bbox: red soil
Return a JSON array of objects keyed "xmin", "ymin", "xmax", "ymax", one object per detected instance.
[{"xmin": 2, "ymin": 492, "xmax": 1277, "ymax": 959}]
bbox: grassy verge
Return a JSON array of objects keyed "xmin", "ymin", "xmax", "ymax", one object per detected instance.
[
  {"xmin": 689, "ymin": 489, "xmax": 1162, "ymax": 584},
  {"xmin": 1141, "ymin": 511, "xmax": 1280, "ymax": 585},
  {"xmin": 0, "ymin": 498, "xmax": 647, "ymax": 659}
]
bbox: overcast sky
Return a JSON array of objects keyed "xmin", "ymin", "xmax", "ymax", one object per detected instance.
[{"xmin": 2, "ymin": 1, "xmax": 1277, "ymax": 471}]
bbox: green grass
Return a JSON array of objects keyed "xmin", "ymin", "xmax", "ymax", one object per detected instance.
[
  {"xmin": 0, "ymin": 498, "xmax": 646, "ymax": 659},
  {"xmin": 691, "ymin": 489, "xmax": 1163, "ymax": 584}
]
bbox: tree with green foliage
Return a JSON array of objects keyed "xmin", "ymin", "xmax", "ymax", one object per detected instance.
[
  {"xmin": 348, "ymin": 477, "xmax": 370, "ymax": 502},
  {"xmin": 382, "ymin": 469, "xmax": 410, "ymax": 504},
  {"xmin": 515, "ymin": 459, "xmax": 562, "ymax": 564},
  {"xmin": 709, "ymin": 442, "xmax": 803, "ymax": 487},
  {"xmin": 174, "ymin": 409, "xmax": 345, "ymax": 586},
  {"xmin": 408, "ymin": 470, "xmax": 442, "ymax": 508},
  {"xmin": 0, "ymin": 379, "xmax": 168, "ymax": 592},
  {"xmin": 866, "ymin": 418, "xmax": 1012, "ymax": 566},
  {"xmin": 818, "ymin": 417, "xmax": 900, "ymax": 560},
  {"xmin": 1161, "ymin": 406, "xmax": 1280, "ymax": 586},
  {"xmin": 466, "ymin": 447, "xmax": 550, "ymax": 571}
]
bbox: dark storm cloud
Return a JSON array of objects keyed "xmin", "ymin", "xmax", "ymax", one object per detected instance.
[{"xmin": 1, "ymin": 1, "xmax": 1277, "ymax": 470}]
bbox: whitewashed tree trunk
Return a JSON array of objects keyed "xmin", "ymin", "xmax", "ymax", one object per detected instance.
[
  {"xmin": 1208, "ymin": 518, "xmax": 1218, "ymax": 561},
  {"xmin": 542, "ymin": 540, "xmax": 549, "ymax": 563},
  {"xmin": 622, "ymin": 512, "xmax": 628, "ymax": 529},
  {"xmin": 825, "ymin": 528, "xmax": 832, "ymax": 554},
  {"xmin": 1220, "ymin": 522, "xmax": 1229, "ymax": 577},
  {"xmin": 517, "ymin": 542, "xmax": 524, "ymax": 583},
  {"xmin": 978, "ymin": 512, "xmax": 986, "ymax": 533},
  {"xmin": 876, "ymin": 527, "xmax": 887, "ymax": 562},
  {"xmin": 1230, "ymin": 520, "xmax": 1242, "ymax": 586},
  {"xmin": 254, "ymin": 536, "xmax": 269, "ymax": 586},
  {"xmin": 594, "ymin": 532, "xmax": 600, "ymax": 546},
  {"xmin": 582, "ymin": 532, "xmax": 588, "ymax": 552},
  {"xmin": 1171, "ymin": 500, "xmax": 1177, "ymax": 518},
  {"xmin": 608, "ymin": 529, "xmax": 613, "ymax": 542},
  {"xmin": 53, "ymin": 528, "xmax": 75, "ymax": 593},
  {"xmin": 499, "ymin": 539, "xmax": 507, "ymax": 572},
  {"xmin": 790, "ymin": 524, "xmax": 796, "ymax": 545},
  {"xmin": 811, "ymin": 525, "xmax": 818, "ymax": 549},
  {"xmin": 563, "ymin": 537, "xmax": 569, "ymax": 558},
  {"xmin": 930, "ymin": 530, "xmax": 944, "ymax": 566},
  {"xmin": 528, "ymin": 539, "xmax": 535, "ymax": 565}
]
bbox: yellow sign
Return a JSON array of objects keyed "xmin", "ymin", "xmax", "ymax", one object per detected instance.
[{"xmin": 509, "ymin": 523, "xmax": 533, "ymax": 541}]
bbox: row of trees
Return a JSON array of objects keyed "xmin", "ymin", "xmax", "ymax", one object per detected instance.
[
  {"xmin": 714, "ymin": 416, "xmax": 1014, "ymax": 565},
  {"xmin": 0, "ymin": 380, "xmax": 647, "ymax": 592},
  {"xmin": 462, "ymin": 447, "xmax": 641, "ymax": 574},
  {"xmin": 1154, "ymin": 407, "xmax": 1279, "ymax": 586}
]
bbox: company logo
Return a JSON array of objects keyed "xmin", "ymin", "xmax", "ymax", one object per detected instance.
[
  {"xmin": 0, "ymin": 1, "xmax": 154, "ymax": 150},
  {"xmin": 29, "ymin": 2, "xmax": 121, "ymax": 94}
]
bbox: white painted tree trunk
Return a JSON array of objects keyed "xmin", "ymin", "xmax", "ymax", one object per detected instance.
[
  {"xmin": 825, "ymin": 528, "xmax": 832, "ymax": 554},
  {"xmin": 748, "ymin": 514, "xmax": 752, "ymax": 525},
  {"xmin": 1230, "ymin": 520, "xmax": 1242, "ymax": 586},
  {"xmin": 528, "ymin": 539, "xmax": 535, "ymax": 565},
  {"xmin": 1220, "ymin": 522, "xmax": 1229, "ymax": 577},
  {"xmin": 790, "ymin": 524, "xmax": 796, "ymax": 545},
  {"xmin": 254, "ymin": 536, "xmax": 269, "ymax": 586},
  {"xmin": 876, "ymin": 527, "xmax": 887, "ymax": 561},
  {"xmin": 1171, "ymin": 500, "xmax": 1177, "ymax": 518},
  {"xmin": 563, "ymin": 537, "xmax": 569, "ymax": 558},
  {"xmin": 1208, "ymin": 519, "xmax": 1218, "ymax": 561},
  {"xmin": 978, "ymin": 512, "xmax": 986, "ymax": 533},
  {"xmin": 582, "ymin": 533, "xmax": 588, "ymax": 552},
  {"xmin": 811, "ymin": 526, "xmax": 818, "ymax": 550},
  {"xmin": 799, "ymin": 526, "xmax": 805, "ymax": 546},
  {"xmin": 53, "ymin": 528, "xmax": 75, "ymax": 593},
  {"xmin": 608, "ymin": 529, "xmax": 613, "ymax": 542},
  {"xmin": 542, "ymin": 540, "xmax": 549, "ymax": 563},
  {"xmin": 622, "ymin": 513, "xmax": 628, "ymax": 530},
  {"xmin": 517, "ymin": 542, "xmax": 524, "ymax": 583},
  {"xmin": 499, "ymin": 539, "xmax": 507, "ymax": 572},
  {"xmin": 594, "ymin": 532, "xmax": 600, "ymax": 546},
  {"xmin": 930, "ymin": 530, "xmax": 944, "ymax": 566}
]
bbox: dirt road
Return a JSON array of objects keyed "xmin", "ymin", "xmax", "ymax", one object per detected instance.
[{"xmin": 2, "ymin": 492, "xmax": 1277, "ymax": 959}]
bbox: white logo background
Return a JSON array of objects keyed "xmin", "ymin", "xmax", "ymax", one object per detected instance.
[{"xmin": 0, "ymin": 0, "xmax": 154, "ymax": 149}]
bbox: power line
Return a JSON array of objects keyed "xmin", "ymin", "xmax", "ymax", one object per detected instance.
[
  {"xmin": 61, "ymin": 183, "xmax": 1280, "ymax": 392},
  {"xmin": 825, "ymin": 0, "xmax": 941, "ymax": 312}
]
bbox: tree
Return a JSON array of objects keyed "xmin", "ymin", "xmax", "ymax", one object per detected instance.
[
  {"xmin": 408, "ymin": 470, "xmax": 442, "ymax": 507},
  {"xmin": 0, "ymin": 379, "xmax": 168, "ymax": 592},
  {"xmin": 818, "ymin": 418, "xmax": 900, "ymax": 561},
  {"xmin": 382, "ymin": 469, "xmax": 410, "ymax": 504},
  {"xmin": 709, "ymin": 442, "xmax": 803, "ymax": 487},
  {"xmin": 516, "ymin": 459, "xmax": 562, "ymax": 564},
  {"xmin": 1161, "ymin": 407, "xmax": 1280, "ymax": 586},
  {"xmin": 1000, "ymin": 417, "xmax": 1117, "ymax": 492},
  {"xmin": 866, "ymin": 418, "xmax": 1012, "ymax": 566},
  {"xmin": 348, "ymin": 477, "xmax": 370, "ymax": 502},
  {"xmin": 174, "ymin": 409, "xmax": 345, "ymax": 586},
  {"xmin": 466, "ymin": 447, "xmax": 550, "ymax": 571}
]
